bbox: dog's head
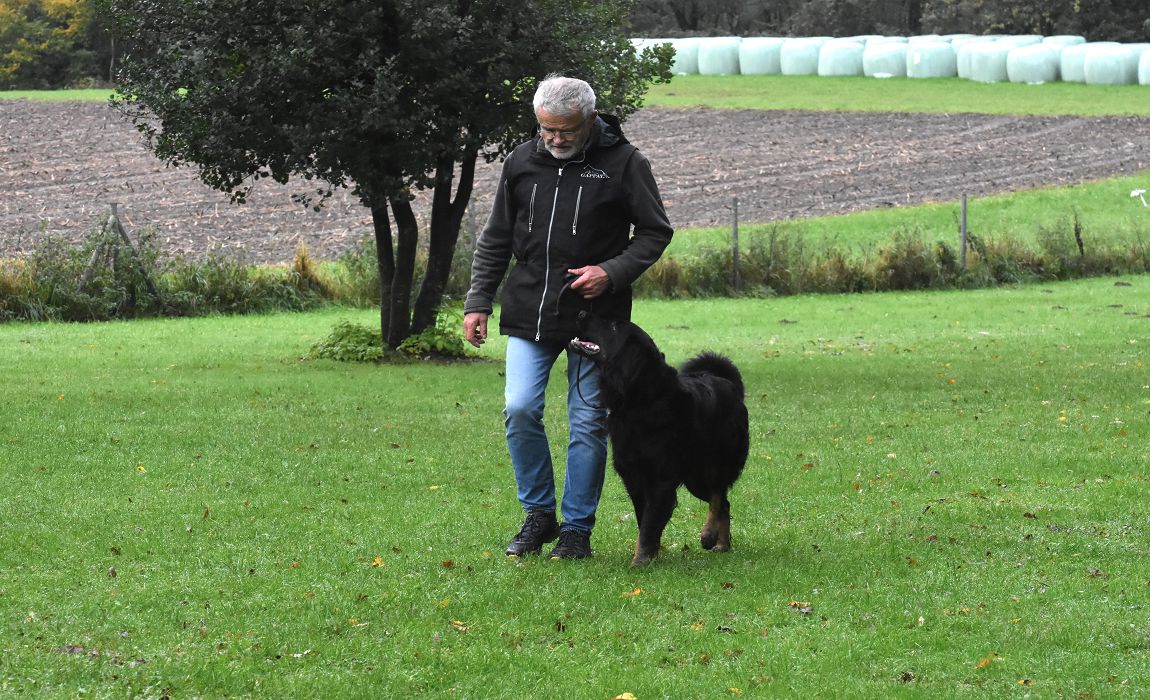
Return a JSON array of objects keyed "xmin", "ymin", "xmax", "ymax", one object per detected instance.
[{"xmin": 570, "ymin": 311, "xmax": 668, "ymax": 401}]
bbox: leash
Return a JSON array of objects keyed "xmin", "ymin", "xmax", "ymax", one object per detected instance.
[{"xmin": 553, "ymin": 276, "xmax": 603, "ymax": 410}]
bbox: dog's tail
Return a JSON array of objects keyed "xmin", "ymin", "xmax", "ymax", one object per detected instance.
[{"xmin": 681, "ymin": 352, "xmax": 744, "ymax": 399}]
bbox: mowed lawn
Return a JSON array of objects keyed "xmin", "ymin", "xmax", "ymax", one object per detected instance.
[{"xmin": 2, "ymin": 276, "xmax": 1147, "ymax": 697}]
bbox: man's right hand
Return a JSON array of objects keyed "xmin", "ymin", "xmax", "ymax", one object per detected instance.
[{"xmin": 464, "ymin": 312, "xmax": 489, "ymax": 348}]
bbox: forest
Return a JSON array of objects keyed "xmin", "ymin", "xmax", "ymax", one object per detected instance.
[{"xmin": 1, "ymin": 0, "xmax": 1148, "ymax": 88}]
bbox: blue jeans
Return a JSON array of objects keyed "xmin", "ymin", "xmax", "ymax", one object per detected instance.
[{"xmin": 504, "ymin": 336, "xmax": 608, "ymax": 534}]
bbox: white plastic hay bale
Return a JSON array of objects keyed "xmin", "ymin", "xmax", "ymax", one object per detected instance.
[
  {"xmin": 818, "ymin": 40, "xmax": 865, "ymax": 76},
  {"xmin": 780, "ymin": 38, "xmax": 828, "ymax": 76},
  {"xmin": 738, "ymin": 37, "xmax": 785, "ymax": 75},
  {"xmin": 863, "ymin": 41, "xmax": 908, "ymax": 78},
  {"xmin": 943, "ymin": 34, "xmax": 977, "ymax": 44},
  {"xmin": 848, "ymin": 35, "xmax": 885, "ymax": 45},
  {"xmin": 957, "ymin": 39, "xmax": 998, "ymax": 79},
  {"xmin": 908, "ymin": 34, "xmax": 943, "ymax": 44},
  {"xmin": 1140, "ymin": 50, "xmax": 1150, "ymax": 85},
  {"xmin": 697, "ymin": 37, "xmax": 742, "ymax": 75},
  {"xmin": 1084, "ymin": 43, "xmax": 1139, "ymax": 85},
  {"xmin": 967, "ymin": 42, "xmax": 1012, "ymax": 82},
  {"xmin": 669, "ymin": 38, "xmax": 701, "ymax": 75},
  {"xmin": 869, "ymin": 36, "xmax": 908, "ymax": 45},
  {"xmin": 1059, "ymin": 42, "xmax": 1106, "ymax": 83},
  {"xmin": 1006, "ymin": 44, "xmax": 1062, "ymax": 83},
  {"xmin": 1044, "ymin": 35, "xmax": 1086, "ymax": 47},
  {"xmin": 907, "ymin": 41, "xmax": 957, "ymax": 78}
]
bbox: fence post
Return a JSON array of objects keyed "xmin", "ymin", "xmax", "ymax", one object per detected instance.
[
  {"xmin": 960, "ymin": 194, "xmax": 968, "ymax": 269},
  {"xmin": 731, "ymin": 196, "xmax": 742, "ymax": 293}
]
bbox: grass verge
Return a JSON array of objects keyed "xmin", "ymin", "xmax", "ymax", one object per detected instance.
[
  {"xmin": 2, "ymin": 277, "xmax": 1147, "ymax": 697},
  {"xmin": 645, "ymin": 74, "xmax": 1150, "ymax": 116}
]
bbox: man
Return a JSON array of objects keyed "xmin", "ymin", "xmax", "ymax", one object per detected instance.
[{"xmin": 463, "ymin": 74, "xmax": 673, "ymax": 559}]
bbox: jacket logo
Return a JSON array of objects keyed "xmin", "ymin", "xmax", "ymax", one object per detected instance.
[{"xmin": 580, "ymin": 165, "xmax": 609, "ymax": 180}]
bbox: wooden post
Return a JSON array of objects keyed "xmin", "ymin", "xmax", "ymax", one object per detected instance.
[
  {"xmin": 960, "ymin": 194, "xmax": 968, "ymax": 269},
  {"xmin": 731, "ymin": 196, "xmax": 742, "ymax": 293}
]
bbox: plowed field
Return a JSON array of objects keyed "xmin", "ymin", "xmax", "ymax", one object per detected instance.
[{"xmin": 3, "ymin": 100, "xmax": 1149, "ymax": 264}]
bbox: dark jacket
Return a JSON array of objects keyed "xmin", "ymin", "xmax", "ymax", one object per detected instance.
[{"xmin": 464, "ymin": 113, "xmax": 673, "ymax": 343}]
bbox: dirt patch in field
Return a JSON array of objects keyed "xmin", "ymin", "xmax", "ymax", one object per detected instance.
[{"xmin": 3, "ymin": 99, "xmax": 1150, "ymax": 264}]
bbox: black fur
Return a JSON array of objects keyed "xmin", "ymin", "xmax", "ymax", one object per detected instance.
[{"xmin": 570, "ymin": 312, "xmax": 749, "ymax": 566}]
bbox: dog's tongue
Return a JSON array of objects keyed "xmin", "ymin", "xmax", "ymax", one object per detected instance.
[{"xmin": 570, "ymin": 338, "xmax": 600, "ymax": 355}]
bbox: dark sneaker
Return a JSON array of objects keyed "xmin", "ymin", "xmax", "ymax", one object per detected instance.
[
  {"xmin": 549, "ymin": 528, "xmax": 592, "ymax": 560},
  {"xmin": 505, "ymin": 511, "xmax": 560, "ymax": 557}
]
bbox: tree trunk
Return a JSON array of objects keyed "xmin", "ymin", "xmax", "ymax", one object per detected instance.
[
  {"xmin": 387, "ymin": 196, "xmax": 420, "ymax": 350},
  {"xmin": 371, "ymin": 202, "xmax": 395, "ymax": 352},
  {"xmin": 411, "ymin": 148, "xmax": 478, "ymax": 334}
]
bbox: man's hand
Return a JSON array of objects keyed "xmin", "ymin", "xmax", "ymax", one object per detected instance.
[
  {"xmin": 567, "ymin": 265, "xmax": 611, "ymax": 300},
  {"xmin": 463, "ymin": 312, "xmax": 489, "ymax": 348}
]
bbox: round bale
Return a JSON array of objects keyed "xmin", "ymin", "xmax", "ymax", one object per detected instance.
[
  {"xmin": 780, "ymin": 37, "xmax": 827, "ymax": 76},
  {"xmin": 967, "ymin": 42, "xmax": 1012, "ymax": 82},
  {"xmin": 907, "ymin": 41, "xmax": 957, "ymax": 78},
  {"xmin": 1084, "ymin": 44, "xmax": 1138, "ymax": 85},
  {"xmin": 738, "ymin": 37, "xmax": 785, "ymax": 75},
  {"xmin": 818, "ymin": 40, "xmax": 865, "ymax": 77},
  {"xmin": 1006, "ymin": 44, "xmax": 1062, "ymax": 84},
  {"xmin": 697, "ymin": 37, "xmax": 742, "ymax": 75},
  {"xmin": 863, "ymin": 41, "xmax": 908, "ymax": 78}
]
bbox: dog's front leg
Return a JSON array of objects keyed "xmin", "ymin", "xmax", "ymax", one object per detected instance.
[{"xmin": 632, "ymin": 483, "xmax": 677, "ymax": 567}]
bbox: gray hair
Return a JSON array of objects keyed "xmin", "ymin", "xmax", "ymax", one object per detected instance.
[{"xmin": 533, "ymin": 74, "xmax": 596, "ymax": 120}]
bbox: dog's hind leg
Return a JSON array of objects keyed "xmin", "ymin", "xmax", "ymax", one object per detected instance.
[
  {"xmin": 700, "ymin": 493, "xmax": 732, "ymax": 552},
  {"xmin": 632, "ymin": 485, "xmax": 677, "ymax": 567}
]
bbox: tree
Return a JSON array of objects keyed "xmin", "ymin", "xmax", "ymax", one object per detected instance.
[
  {"xmin": 0, "ymin": 0, "xmax": 102, "ymax": 87},
  {"xmin": 97, "ymin": 0, "xmax": 673, "ymax": 351}
]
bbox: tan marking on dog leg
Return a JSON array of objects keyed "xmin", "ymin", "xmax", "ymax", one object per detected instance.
[{"xmin": 701, "ymin": 495, "xmax": 731, "ymax": 552}]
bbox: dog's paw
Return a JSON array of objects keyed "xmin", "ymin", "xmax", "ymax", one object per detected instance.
[
  {"xmin": 700, "ymin": 531, "xmax": 731, "ymax": 552},
  {"xmin": 630, "ymin": 554, "xmax": 654, "ymax": 567}
]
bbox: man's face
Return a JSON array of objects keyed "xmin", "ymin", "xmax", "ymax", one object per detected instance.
[{"xmin": 536, "ymin": 107, "xmax": 594, "ymax": 160}]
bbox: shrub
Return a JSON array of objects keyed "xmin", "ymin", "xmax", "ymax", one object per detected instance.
[
  {"xmin": 397, "ymin": 303, "xmax": 468, "ymax": 359},
  {"xmin": 306, "ymin": 320, "xmax": 385, "ymax": 362}
]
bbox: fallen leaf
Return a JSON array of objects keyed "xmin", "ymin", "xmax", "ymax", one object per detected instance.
[
  {"xmin": 371, "ymin": 556, "xmax": 384, "ymax": 568},
  {"xmin": 788, "ymin": 601, "xmax": 813, "ymax": 615},
  {"xmin": 442, "ymin": 560, "xmax": 454, "ymax": 569},
  {"xmin": 612, "ymin": 694, "xmax": 637, "ymax": 700},
  {"xmin": 622, "ymin": 587, "xmax": 642, "ymax": 598},
  {"xmin": 450, "ymin": 620, "xmax": 469, "ymax": 633}
]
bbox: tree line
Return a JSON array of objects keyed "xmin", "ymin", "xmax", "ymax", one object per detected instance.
[{"xmin": 3, "ymin": 0, "xmax": 1147, "ymax": 89}]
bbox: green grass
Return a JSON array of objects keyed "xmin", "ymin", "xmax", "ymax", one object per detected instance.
[
  {"xmin": 3, "ymin": 277, "xmax": 1148, "ymax": 697},
  {"xmin": 9, "ymin": 74, "xmax": 1150, "ymax": 117},
  {"xmin": 665, "ymin": 172, "xmax": 1150, "ymax": 259},
  {"xmin": 0, "ymin": 88, "xmax": 114, "ymax": 101},
  {"xmin": 645, "ymin": 74, "xmax": 1150, "ymax": 116}
]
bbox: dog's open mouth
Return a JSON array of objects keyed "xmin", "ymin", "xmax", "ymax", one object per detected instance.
[{"xmin": 569, "ymin": 338, "xmax": 600, "ymax": 356}]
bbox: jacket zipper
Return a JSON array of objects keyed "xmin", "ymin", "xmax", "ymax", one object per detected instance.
[
  {"xmin": 535, "ymin": 169, "xmax": 563, "ymax": 341},
  {"xmin": 534, "ymin": 155, "xmax": 584, "ymax": 341},
  {"xmin": 527, "ymin": 184, "xmax": 537, "ymax": 234},
  {"xmin": 571, "ymin": 186, "xmax": 583, "ymax": 235}
]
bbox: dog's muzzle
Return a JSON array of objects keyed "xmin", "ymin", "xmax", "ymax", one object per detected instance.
[{"xmin": 569, "ymin": 338, "xmax": 600, "ymax": 356}]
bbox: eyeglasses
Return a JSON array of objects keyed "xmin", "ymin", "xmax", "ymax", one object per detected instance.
[{"xmin": 538, "ymin": 118, "xmax": 587, "ymax": 140}]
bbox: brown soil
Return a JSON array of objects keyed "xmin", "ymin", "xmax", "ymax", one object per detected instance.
[{"xmin": 3, "ymin": 100, "xmax": 1149, "ymax": 264}]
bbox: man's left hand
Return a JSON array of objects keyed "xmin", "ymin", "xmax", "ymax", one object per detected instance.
[{"xmin": 567, "ymin": 265, "xmax": 611, "ymax": 300}]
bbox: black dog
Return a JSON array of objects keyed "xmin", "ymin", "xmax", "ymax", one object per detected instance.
[{"xmin": 570, "ymin": 312, "xmax": 749, "ymax": 566}]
